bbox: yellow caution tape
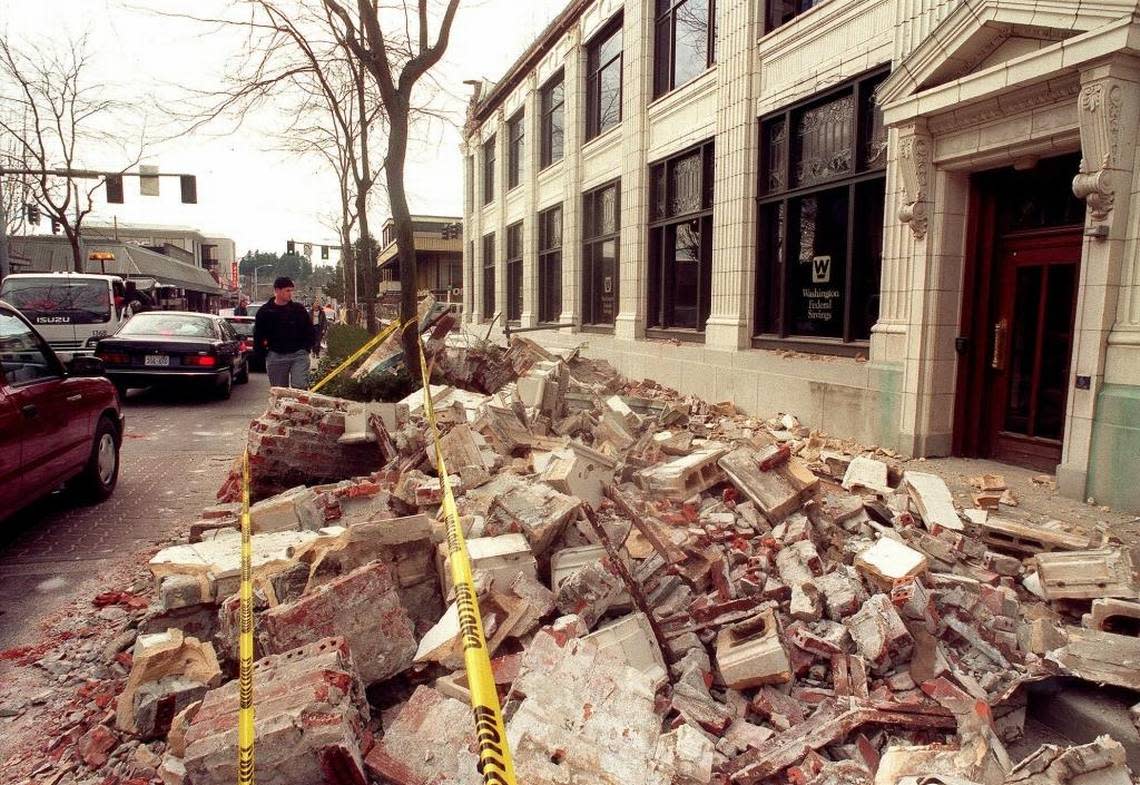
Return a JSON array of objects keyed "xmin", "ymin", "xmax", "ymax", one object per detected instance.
[
  {"xmin": 416, "ymin": 338, "xmax": 519, "ymax": 785},
  {"xmin": 309, "ymin": 319, "xmax": 401, "ymax": 394},
  {"xmin": 237, "ymin": 450, "xmax": 255, "ymax": 785}
]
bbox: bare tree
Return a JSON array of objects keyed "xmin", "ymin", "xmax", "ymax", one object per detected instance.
[
  {"xmin": 322, "ymin": 0, "xmax": 462, "ymax": 376},
  {"xmin": 0, "ymin": 34, "xmax": 141, "ymax": 272}
]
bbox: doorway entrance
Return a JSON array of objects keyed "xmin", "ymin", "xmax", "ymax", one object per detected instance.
[{"xmin": 954, "ymin": 154, "xmax": 1085, "ymax": 472}]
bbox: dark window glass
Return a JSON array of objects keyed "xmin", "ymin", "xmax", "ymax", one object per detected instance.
[
  {"xmin": 482, "ymin": 232, "xmax": 495, "ymax": 319},
  {"xmin": 766, "ymin": 0, "xmax": 820, "ymax": 33},
  {"xmin": 755, "ymin": 69, "xmax": 887, "ymax": 346},
  {"xmin": 583, "ymin": 180, "xmax": 620, "ymax": 326},
  {"xmin": 586, "ymin": 18, "xmax": 623, "ymax": 140},
  {"xmin": 0, "ymin": 311, "xmax": 59, "ymax": 385},
  {"xmin": 483, "ymin": 135, "xmax": 496, "ymax": 205},
  {"xmin": 506, "ymin": 221, "xmax": 523, "ymax": 322},
  {"xmin": 648, "ymin": 140, "xmax": 714, "ymax": 331},
  {"xmin": 508, "ymin": 112, "xmax": 524, "ymax": 190},
  {"xmin": 540, "ymin": 74, "xmax": 565, "ymax": 168},
  {"xmin": 654, "ymin": 0, "xmax": 715, "ymax": 98},
  {"xmin": 538, "ymin": 205, "xmax": 563, "ymax": 323}
]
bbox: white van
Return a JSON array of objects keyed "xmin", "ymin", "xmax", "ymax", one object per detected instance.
[{"xmin": 0, "ymin": 272, "xmax": 128, "ymax": 358}]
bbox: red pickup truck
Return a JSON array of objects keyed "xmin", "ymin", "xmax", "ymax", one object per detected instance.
[{"xmin": 0, "ymin": 300, "xmax": 124, "ymax": 522}]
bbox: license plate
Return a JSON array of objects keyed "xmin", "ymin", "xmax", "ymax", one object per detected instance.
[{"xmin": 144, "ymin": 354, "xmax": 170, "ymax": 367}]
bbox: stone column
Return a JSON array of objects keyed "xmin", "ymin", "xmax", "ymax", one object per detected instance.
[
  {"xmin": 461, "ymin": 143, "xmax": 475, "ymax": 326},
  {"xmin": 615, "ymin": 0, "xmax": 650, "ymax": 341},
  {"xmin": 1058, "ymin": 55, "xmax": 1140, "ymax": 499},
  {"xmin": 471, "ymin": 138, "xmax": 486, "ymax": 323},
  {"xmin": 494, "ymin": 109, "xmax": 509, "ymax": 326},
  {"xmin": 559, "ymin": 28, "xmax": 584, "ymax": 329},
  {"xmin": 705, "ymin": 0, "xmax": 759, "ymax": 350},
  {"xmin": 522, "ymin": 75, "xmax": 540, "ymax": 328}
]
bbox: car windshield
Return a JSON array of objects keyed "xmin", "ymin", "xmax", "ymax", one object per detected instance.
[
  {"xmin": 119, "ymin": 313, "xmax": 214, "ymax": 337},
  {"xmin": 226, "ymin": 319, "xmax": 254, "ymax": 337},
  {"xmin": 0, "ymin": 278, "xmax": 112, "ymax": 324}
]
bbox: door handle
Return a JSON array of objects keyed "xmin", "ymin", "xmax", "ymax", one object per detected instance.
[
  {"xmin": 991, "ymin": 319, "xmax": 1008, "ymax": 370},
  {"xmin": 21, "ymin": 404, "xmax": 39, "ymax": 419},
  {"xmin": 67, "ymin": 394, "xmax": 83, "ymax": 402}
]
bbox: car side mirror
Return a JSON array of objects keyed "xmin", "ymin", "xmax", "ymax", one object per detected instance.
[{"xmin": 67, "ymin": 355, "xmax": 106, "ymax": 377}]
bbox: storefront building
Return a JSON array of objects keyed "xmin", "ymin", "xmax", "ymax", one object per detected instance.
[{"xmin": 460, "ymin": 0, "xmax": 1140, "ymax": 510}]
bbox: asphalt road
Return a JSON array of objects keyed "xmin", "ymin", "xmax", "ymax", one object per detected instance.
[{"xmin": 0, "ymin": 372, "xmax": 270, "ymax": 649}]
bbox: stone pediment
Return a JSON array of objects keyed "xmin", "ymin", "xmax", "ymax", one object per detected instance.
[{"xmin": 878, "ymin": 0, "xmax": 1137, "ymax": 105}]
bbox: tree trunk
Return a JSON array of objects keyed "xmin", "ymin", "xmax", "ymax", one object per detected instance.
[
  {"xmin": 66, "ymin": 225, "xmax": 82, "ymax": 272},
  {"xmin": 355, "ymin": 191, "xmax": 377, "ymax": 333},
  {"xmin": 385, "ymin": 104, "xmax": 420, "ymax": 381}
]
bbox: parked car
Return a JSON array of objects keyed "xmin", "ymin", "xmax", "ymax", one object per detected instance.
[
  {"xmin": 0, "ymin": 300, "xmax": 124, "ymax": 521},
  {"xmin": 223, "ymin": 315, "xmax": 262, "ymax": 373},
  {"xmin": 95, "ymin": 311, "xmax": 248, "ymax": 399}
]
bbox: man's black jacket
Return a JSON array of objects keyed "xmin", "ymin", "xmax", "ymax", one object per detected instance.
[{"xmin": 253, "ymin": 299, "xmax": 315, "ymax": 354}]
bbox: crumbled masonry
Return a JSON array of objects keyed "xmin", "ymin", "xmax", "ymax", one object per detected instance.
[{"xmin": 6, "ymin": 325, "xmax": 1139, "ymax": 785}]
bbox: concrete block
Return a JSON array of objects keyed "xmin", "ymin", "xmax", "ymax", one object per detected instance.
[
  {"xmin": 489, "ymin": 481, "xmax": 580, "ymax": 558},
  {"xmin": 715, "ymin": 608, "xmax": 791, "ymax": 688},
  {"xmin": 902, "ymin": 471, "xmax": 963, "ymax": 532},
  {"xmin": 364, "ymin": 686, "xmax": 480, "ymax": 785},
  {"xmin": 842, "ymin": 455, "xmax": 890, "ymax": 495},
  {"xmin": 636, "ymin": 443, "xmax": 730, "ymax": 501},
  {"xmin": 584, "ymin": 613, "xmax": 667, "ymax": 688},
  {"xmin": 1085, "ymin": 598, "xmax": 1140, "ymax": 635},
  {"xmin": 258, "ymin": 561, "xmax": 416, "ymax": 685},
  {"xmin": 1048, "ymin": 627, "xmax": 1140, "ymax": 691},
  {"xmin": 540, "ymin": 441, "xmax": 616, "ymax": 510},
  {"xmin": 656, "ymin": 724, "xmax": 715, "ymax": 784},
  {"xmin": 182, "ymin": 637, "xmax": 369, "ymax": 785},
  {"xmin": 1035, "ymin": 548, "xmax": 1139, "ymax": 601},
  {"xmin": 438, "ymin": 532, "xmax": 536, "ymax": 595},
  {"xmin": 116, "ymin": 629, "xmax": 222, "ymax": 739},
  {"xmin": 845, "ymin": 594, "xmax": 914, "ymax": 673},
  {"xmin": 855, "ymin": 537, "xmax": 928, "ymax": 591}
]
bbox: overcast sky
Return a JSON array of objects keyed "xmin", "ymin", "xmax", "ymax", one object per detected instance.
[{"xmin": 1, "ymin": 0, "xmax": 565, "ymax": 258}]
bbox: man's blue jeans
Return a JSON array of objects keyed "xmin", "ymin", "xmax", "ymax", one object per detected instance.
[{"xmin": 266, "ymin": 349, "xmax": 310, "ymax": 389}]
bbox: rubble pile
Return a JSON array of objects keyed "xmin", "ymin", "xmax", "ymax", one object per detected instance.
[{"xmin": 7, "ymin": 335, "xmax": 1139, "ymax": 785}]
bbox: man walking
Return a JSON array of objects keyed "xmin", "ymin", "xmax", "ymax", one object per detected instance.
[{"xmin": 254, "ymin": 277, "xmax": 315, "ymax": 389}]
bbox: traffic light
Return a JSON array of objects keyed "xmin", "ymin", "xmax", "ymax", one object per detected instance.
[
  {"xmin": 287, "ymin": 240, "xmax": 296, "ymax": 254},
  {"xmin": 106, "ymin": 175, "xmax": 124, "ymax": 204},
  {"xmin": 51, "ymin": 218, "xmax": 61, "ymax": 234},
  {"xmin": 25, "ymin": 204, "xmax": 41, "ymax": 226},
  {"xmin": 321, "ymin": 245, "xmax": 329, "ymax": 260},
  {"xmin": 180, "ymin": 174, "xmax": 197, "ymax": 204}
]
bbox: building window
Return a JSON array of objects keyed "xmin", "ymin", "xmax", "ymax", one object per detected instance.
[
  {"xmin": 582, "ymin": 180, "xmax": 620, "ymax": 326},
  {"xmin": 482, "ymin": 232, "xmax": 496, "ymax": 319},
  {"xmin": 538, "ymin": 205, "xmax": 563, "ymax": 323},
  {"xmin": 586, "ymin": 16, "xmax": 623, "ymax": 140},
  {"xmin": 648, "ymin": 140, "xmax": 714, "ymax": 331},
  {"xmin": 756, "ymin": 69, "xmax": 888, "ymax": 347},
  {"xmin": 506, "ymin": 221, "xmax": 523, "ymax": 323},
  {"xmin": 653, "ymin": 0, "xmax": 716, "ymax": 99},
  {"xmin": 765, "ymin": 0, "xmax": 822, "ymax": 33},
  {"xmin": 483, "ymin": 135, "xmax": 496, "ymax": 205},
  {"xmin": 507, "ymin": 111, "xmax": 524, "ymax": 190},
  {"xmin": 540, "ymin": 73, "xmax": 565, "ymax": 169}
]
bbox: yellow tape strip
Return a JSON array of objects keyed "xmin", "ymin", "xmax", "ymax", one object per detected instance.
[
  {"xmin": 309, "ymin": 319, "xmax": 401, "ymax": 394},
  {"xmin": 416, "ymin": 339, "xmax": 519, "ymax": 785},
  {"xmin": 237, "ymin": 450, "xmax": 255, "ymax": 785}
]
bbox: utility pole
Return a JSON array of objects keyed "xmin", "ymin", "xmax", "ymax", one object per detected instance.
[{"xmin": 0, "ymin": 176, "xmax": 10, "ymax": 280}]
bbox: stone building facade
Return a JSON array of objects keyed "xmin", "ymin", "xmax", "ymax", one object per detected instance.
[{"xmin": 460, "ymin": 0, "xmax": 1140, "ymax": 511}]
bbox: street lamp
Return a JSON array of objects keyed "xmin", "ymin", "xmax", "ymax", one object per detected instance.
[{"xmin": 252, "ymin": 264, "xmax": 274, "ymax": 301}]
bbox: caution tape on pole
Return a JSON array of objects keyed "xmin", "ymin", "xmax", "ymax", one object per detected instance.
[
  {"xmin": 416, "ymin": 337, "xmax": 519, "ymax": 785},
  {"xmin": 309, "ymin": 319, "xmax": 401, "ymax": 394},
  {"xmin": 237, "ymin": 450, "xmax": 255, "ymax": 785}
]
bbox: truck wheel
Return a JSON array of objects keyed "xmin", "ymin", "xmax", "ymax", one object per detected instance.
[{"xmin": 73, "ymin": 416, "xmax": 121, "ymax": 502}]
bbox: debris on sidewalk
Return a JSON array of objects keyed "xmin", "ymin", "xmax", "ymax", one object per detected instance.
[{"xmin": 6, "ymin": 327, "xmax": 1140, "ymax": 785}]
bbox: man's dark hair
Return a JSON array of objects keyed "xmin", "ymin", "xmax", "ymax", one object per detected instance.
[{"xmin": 273, "ymin": 276, "xmax": 295, "ymax": 289}]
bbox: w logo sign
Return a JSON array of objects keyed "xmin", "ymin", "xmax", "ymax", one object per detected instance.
[{"xmin": 812, "ymin": 255, "xmax": 832, "ymax": 283}]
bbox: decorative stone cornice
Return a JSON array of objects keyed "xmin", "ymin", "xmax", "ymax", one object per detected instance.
[
  {"xmin": 897, "ymin": 121, "xmax": 932, "ymax": 240},
  {"xmin": 926, "ymin": 78, "xmax": 1081, "ymax": 135},
  {"xmin": 1072, "ymin": 79, "xmax": 1124, "ymax": 222}
]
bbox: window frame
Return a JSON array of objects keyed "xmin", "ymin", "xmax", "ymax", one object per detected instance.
[
  {"xmin": 753, "ymin": 67, "xmax": 889, "ymax": 354},
  {"xmin": 507, "ymin": 111, "xmax": 525, "ymax": 191},
  {"xmin": 647, "ymin": 139, "xmax": 715, "ymax": 335},
  {"xmin": 505, "ymin": 221, "xmax": 524, "ymax": 323},
  {"xmin": 581, "ymin": 179, "xmax": 621, "ymax": 328},
  {"xmin": 653, "ymin": 0, "xmax": 717, "ymax": 99},
  {"xmin": 482, "ymin": 231, "xmax": 496, "ymax": 320},
  {"xmin": 537, "ymin": 204, "xmax": 563, "ymax": 324},
  {"xmin": 539, "ymin": 72, "xmax": 565, "ymax": 170},
  {"xmin": 585, "ymin": 15, "xmax": 624, "ymax": 141},
  {"xmin": 764, "ymin": 0, "xmax": 821, "ymax": 34},
  {"xmin": 482, "ymin": 135, "xmax": 496, "ymax": 205}
]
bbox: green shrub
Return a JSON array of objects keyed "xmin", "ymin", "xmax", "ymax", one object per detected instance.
[{"xmin": 309, "ymin": 323, "xmax": 416, "ymax": 402}]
